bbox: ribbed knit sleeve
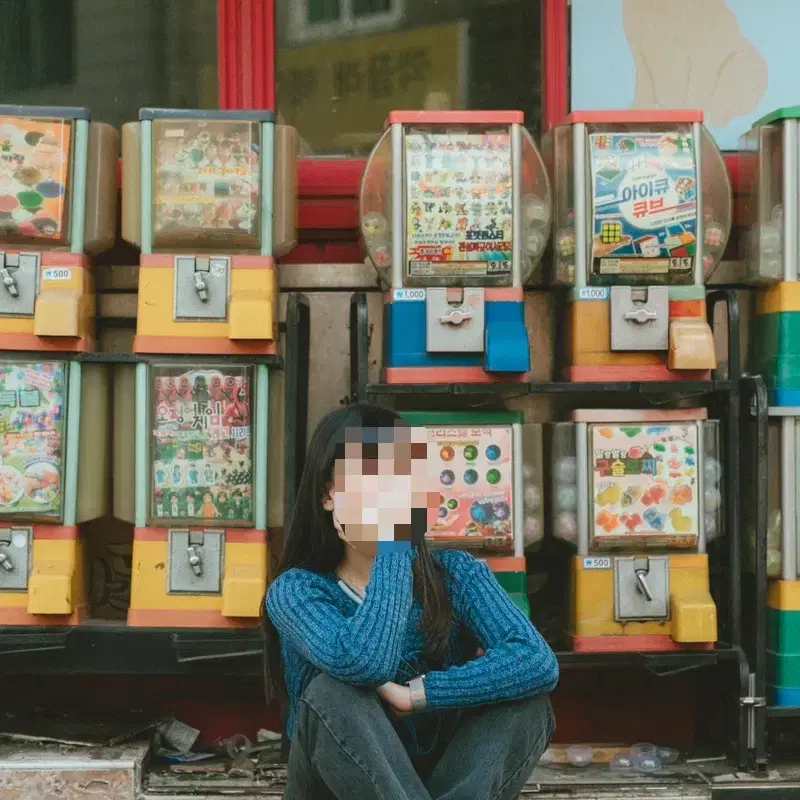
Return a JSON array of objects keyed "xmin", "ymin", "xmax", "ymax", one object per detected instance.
[
  {"xmin": 423, "ymin": 552, "xmax": 559, "ymax": 710},
  {"xmin": 267, "ymin": 551, "xmax": 414, "ymax": 687}
]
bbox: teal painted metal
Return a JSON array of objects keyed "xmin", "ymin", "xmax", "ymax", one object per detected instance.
[
  {"xmin": 260, "ymin": 121, "xmax": 274, "ymax": 257},
  {"xmin": 69, "ymin": 119, "xmax": 89, "ymax": 254},
  {"xmin": 62, "ymin": 361, "xmax": 82, "ymax": 527},
  {"xmin": 134, "ymin": 363, "xmax": 149, "ymax": 528},
  {"xmin": 254, "ymin": 364, "xmax": 269, "ymax": 532}
]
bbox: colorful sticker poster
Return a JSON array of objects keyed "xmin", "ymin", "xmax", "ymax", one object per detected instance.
[
  {"xmin": 589, "ymin": 131, "xmax": 697, "ymax": 277},
  {"xmin": 0, "ymin": 117, "xmax": 71, "ymax": 244},
  {"xmin": 427, "ymin": 426, "xmax": 514, "ymax": 551},
  {"xmin": 152, "ymin": 119, "xmax": 261, "ymax": 248},
  {"xmin": 150, "ymin": 365, "xmax": 254, "ymax": 525},
  {"xmin": 590, "ymin": 423, "xmax": 700, "ymax": 549},
  {"xmin": 0, "ymin": 361, "xmax": 65, "ymax": 519},
  {"xmin": 405, "ymin": 132, "xmax": 513, "ymax": 280}
]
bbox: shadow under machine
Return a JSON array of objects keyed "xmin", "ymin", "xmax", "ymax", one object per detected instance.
[{"xmin": 117, "ymin": 109, "xmax": 297, "ymax": 628}]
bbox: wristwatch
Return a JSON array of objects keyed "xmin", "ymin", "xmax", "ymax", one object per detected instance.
[{"xmin": 408, "ymin": 675, "xmax": 428, "ymax": 713}]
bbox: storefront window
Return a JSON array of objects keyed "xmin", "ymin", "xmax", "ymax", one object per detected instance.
[
  {"xmin": 0, "ymin": 0, "xmax": 217, "ymax": 130},
  {"xmin": 277, "ymin": 0, "xmax": 541, "ymax": 155}
]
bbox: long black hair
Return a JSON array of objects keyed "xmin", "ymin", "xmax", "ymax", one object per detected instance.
[{"xmin": 262, "ymin": 403, "xmax": 454, "ymax": 704}]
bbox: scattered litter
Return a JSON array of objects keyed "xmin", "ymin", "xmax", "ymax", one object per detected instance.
[{"xmin": 228, "ymin": 756, "xmax": 256, "ymax": 778}]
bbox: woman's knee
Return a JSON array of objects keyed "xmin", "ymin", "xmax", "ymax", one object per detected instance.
[{"xmin": 301, "ymin": 673, "xmax": 382, "ymax": 717}]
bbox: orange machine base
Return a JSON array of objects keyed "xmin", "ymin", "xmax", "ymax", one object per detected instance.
[
  {"xmin": 0, "ymin": 604, "xmax": 88, "ymax": 627},
  {"xmin": 385, "ymin": 367, "xmax": 530, "ymax": 384},
  {"xmin": 572, "ymin": 635, "xmax": 716, "ymax": 653},
  {"xmin": 566, "ymin": 366, "xmax": 712, "ymax": 383},
  {"xmin": 127, "ymin": 608, "xmax": 261, "ymax": 629},
  {"xmin": 134, "ymin": 335, "xmax": 279, "ymax": 357},
  {"xmin": 0, "ymin": 333, "xmax": 95, "ymax": 353}
]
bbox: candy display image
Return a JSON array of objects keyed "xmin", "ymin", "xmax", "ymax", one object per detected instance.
[
  {"xmin": 151, "ymin": 119, "xmax": 261, "ymax": 248},
  {"xmin": 0, "ymin": 361, "xmax": 65, "ymax": 518},
  {"xmin": 590, "ymin": 424, "xmax": 700, "ymax": 547},
  {"xmin": 425, "ymin": 426, "xmax": 515, "ymax": 550},
  {"xmin": 150, "ymin": 365, "xmax": 254, "ymax": 524},
  {"xmin": 0, "ymin": 117, "xmax": 72, "ymax": 243}
]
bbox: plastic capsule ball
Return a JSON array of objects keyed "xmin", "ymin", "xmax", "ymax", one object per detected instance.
[
  {"xmin": 524, "ymin": 484, "xmax": 542, "ymax": 511},
  {"xmin": 704, "ymin": 486, "xmax": 722, "ymax": 512},
  {"xmin": 525, "ymin": 228, "xmax": 547, "ymax": 258},
  {"xmin": 522, "ymin": 463, "xmax": 535, "ymax": 480},
  {"xmin": 556, "ymin": 511, "xmax": 577, "ymax": 542},
  {"xmin": 759, "ymin": 223, "xmax": 781, "ymax": 256},
  {"xmin": 610, "ymin": 754, "xmax": 635, "ymax": 771},
  {"xmin": 703, "ymin": 253, "xmax": 717, "ymax": 278},
  {"xmin": 704, "ymin": 222, "xmax": 725, "ymax": 249},
  {"xmin": 523, "ymin": 195, "xmax": 549, "ymax": 225},
  {"xmin": 656, "ymin": 746, "xmax": 679, "ymax": 765},
  {"xmin": 704, "ymin": 514, "xmax": 718, "ymax": 539},
  {"xmin": 556, "ymin": 484, "xmax": 578, "ymax": 511},
  {"xmin": 634, "ymin": 755, "xmax": 661, "ymax": 773},
  {"xmin": 704, "ymin": 458, "xmax": 722, "ymax": 485},
  {"xmin": 567, "ymin": 746, "xmax": 593, "ymax": 768},
  {"xmin": 556, "ymin": 456, "xmax": 577, "ymax": 484},
  {"xmin": 524, "ymin": 516, "xmax": 541, "ymax": 547},
  {"xmin": 362, "ymin": 212, "xmax": 388, "ymax": 240},
  {"xmin": 374, "ymin": 244, "xmax": 392, "ymax": 268},
  {"xmin": 767, "ymin": 548, "xmax": 782, "ymax": 576},
  {"xmin": 538, "ymin": 748, "xmax": 555, "ymax": 766}
]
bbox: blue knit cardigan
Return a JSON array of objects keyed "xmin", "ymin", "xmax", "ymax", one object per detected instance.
[{"xmin": 266, "ymin": 549, "xmax": 559, "ymax": 745}]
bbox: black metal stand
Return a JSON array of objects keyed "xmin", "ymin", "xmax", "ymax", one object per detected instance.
[
  {"xmin": 0, "ymin": 292, "xmax": 312, "ymax": 670},
  {"xmin": 349, "ymin": 289, "xmax": 752, "ymax": 769}
]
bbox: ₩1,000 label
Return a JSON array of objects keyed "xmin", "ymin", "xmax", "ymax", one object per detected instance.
[
  {"xmin": 582, "ymin": 556, "xmax": 612, "ymax": 570},
  {"xmin": 577, "ymin": 287, "xmax": 609, "ymax": 301},
  {"xmin": 43, "ymin": 267, "xmax": 72, "ymax": 281},
  {"xmin": 393, "ymin": 289, "xmax": 426, "ymax": 302}
]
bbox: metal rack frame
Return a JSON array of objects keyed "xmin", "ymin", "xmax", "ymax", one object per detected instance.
[{"xmin": 349, "ymin": 288, "xmax": 752, "ymax": 769}]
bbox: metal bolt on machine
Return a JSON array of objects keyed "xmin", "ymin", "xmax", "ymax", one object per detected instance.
[
  {"xmin": 543, "ymin": 111, "xmax": 732, "ymax": 382},
  {"xmin": 117, "ymin": 109, "xmax": 297, "ymax": 628},
  {"xmin": 360, "ymin": 110, "xmax": 552, "ymax": 384},
  {"xmin": 0, "ymin": 105, "xmax": 119, "ymax": 624}
]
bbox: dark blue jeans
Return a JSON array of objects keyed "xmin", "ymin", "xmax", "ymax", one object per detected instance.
[{"xmin": 284, "ymin": 673, "xmax": 555, "ymax": 800}]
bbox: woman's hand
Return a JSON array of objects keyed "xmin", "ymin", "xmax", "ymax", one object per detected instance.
[{"xmin": 376, "ymin": 681, "xmax": 413, "ymax": 717}]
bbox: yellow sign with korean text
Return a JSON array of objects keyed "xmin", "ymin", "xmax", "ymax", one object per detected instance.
[{"xmin": 277, "ymin": 23, "xmax": 466, "ymax": 152}]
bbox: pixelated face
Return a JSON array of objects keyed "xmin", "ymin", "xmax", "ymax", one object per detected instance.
[{"xmin": 323, "ymin": 425, "xmax": 438, "ymax": 554}]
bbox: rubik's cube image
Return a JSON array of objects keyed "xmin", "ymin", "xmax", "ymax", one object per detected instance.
[
  {"xmin": 675, "ymin": 177, "xmax": 695, "ymax": 200},
  {"xmin": 594, "ymin": 135, "xmax": 611, "ymax": 150},
  {"xmin": 600, "ymin": 221, "xmax": 623, "ymax": 245},
  {"xmin": 557, "ymin": 229, "xmax": 575, "ymax": 257}
]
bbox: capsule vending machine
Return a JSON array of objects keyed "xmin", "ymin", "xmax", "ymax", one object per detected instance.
[
  {"xmin": 544, "ymin": 111, "xmax": 731, "ymax": 381},
  {"xmin": 360, "ymin": 111, "xmax": 551, "ymax": 384},
  {"xmin": 118, "ymin": 109, "xmax": 297, "ymax": 627},
  {"xmin": 552, "ymin": 410, "xmax": 723, "ymax": 651},
  {"xmin": 740, "ymin": 108, "xmax": 800, "ymax": 705},
  {"xmin": 401, "ymin": 412, "xmax": 543, "ymax": 614},
  {"xmin": 0, "ymin": 106, "xmax": 118, "ymax": 625}
]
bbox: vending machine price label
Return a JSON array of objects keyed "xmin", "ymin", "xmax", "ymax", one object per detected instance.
[
  {"xmin": 393, "ymin": 289, "xmax": 426, "ymax": 302},
  {"xmin": 577, "ymin": 287, "xmax": 609, "ymax": 301},
  {"xmin": 583, "ymin": 557, "xmax": 611, "ymax": 570},
  {"xmin": 43, "ymin": 268, "xmax": 72, "ymax": 281}
]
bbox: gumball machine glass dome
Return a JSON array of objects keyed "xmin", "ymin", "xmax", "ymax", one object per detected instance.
[{"xmin": 360, "ymin": 114, "xmax": 552, "ymax": 289}]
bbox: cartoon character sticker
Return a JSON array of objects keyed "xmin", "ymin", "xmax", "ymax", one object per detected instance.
[
  {"xmin": 405, "ymin": 132, "xmax": 513, "ymax": 280},
  {"xmin": 0, "ymin": 117, "xmax": 71, "ymax": 243},
  {"xmin": 425, "ymin": 426, "xmax": 514, "ymax": 551},
  {"xmin": 150, "ymin": 365, "xmax": 254, "ymax": 525},
  {"xmin": 151, "ymin": 119, "xmax": 261, "ymax": 248},
  {"xmin": 0, "ymin": 361, "xmax": 65, "ymax": 518},
  {"xmin": 590, "ymin": 423, "xmax": 700, "ymax": 549},
  {"xmin": 589, "ymin": 131, "xmax": 698, "ymax": 277}
]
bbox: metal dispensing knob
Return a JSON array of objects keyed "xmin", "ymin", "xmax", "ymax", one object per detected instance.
[
  {"xmin": 194, "ymin": 272, "xmax": 209, "ymax": 303},
  {"xmin": 187, "ymin": 544, "xmax": 204, "ymax": 576},
  {"xmin": 1, "ymin": 268, "xmax": 19, "ymax": 298},
  {"xmin": 0, "ymin": 551, "xmax": 14, "ymax": 571},
  {"xmin": 633, "ymin": 557, "xmax": 653, "ymax": 602}
]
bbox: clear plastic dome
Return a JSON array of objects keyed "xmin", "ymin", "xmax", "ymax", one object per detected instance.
[{"xmin": 360, "ymin": 122, "xmax": 551, "ymax": 288}]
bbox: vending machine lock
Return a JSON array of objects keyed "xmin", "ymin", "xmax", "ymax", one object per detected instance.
[
  {"xmin": 610, "ymin": 286, "xmax": 668, "ymax": 352},
  {"xmin": 0, "ymin": 252, "xmax": 38, "ymax": 317},
  {"xmin": 0, "ymin": 528, "xmax": 31, "ymax": 591},
  {"xmin": 426, "ymin": 287, "xmax": 485, "ymax": 353},
  {"xmin": 168, "ymin": 529, "xmax": 224, "ymax": 594},
  {"xmin": 174, "ymin": 256, "xmax": 229, "ymax": 321},
  {"xmin": 614, "ymin": 555, "xmax": 669, "ymax": 621}
]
